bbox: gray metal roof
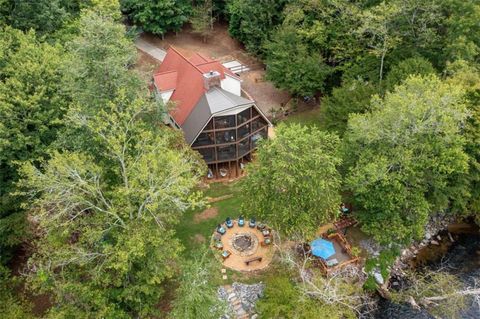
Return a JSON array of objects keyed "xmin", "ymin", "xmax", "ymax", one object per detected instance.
[
  {"xmin": 204, "ymin": 87, "xmax": 253, "ymax": 113},
  {"xmin": 181, "ymin": 87, "xmax": 254, "ymax": 144}
]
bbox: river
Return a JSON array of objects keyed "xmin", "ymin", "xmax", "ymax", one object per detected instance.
[{"xmin": 370, "ymin": 223, "xmax": 480, "ymax": 319}]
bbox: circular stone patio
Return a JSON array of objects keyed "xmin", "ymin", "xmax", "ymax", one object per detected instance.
[{"xmin": 213, "ymin": 222, "xmax": 274, "ymax": 272}]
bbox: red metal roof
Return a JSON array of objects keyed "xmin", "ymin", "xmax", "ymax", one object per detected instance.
[{"xmin": 153, "ymin": 46, "xmax": 238, "ymax": 125}]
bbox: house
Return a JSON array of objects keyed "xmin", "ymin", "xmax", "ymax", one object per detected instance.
[{"xmin": 153, "ymin": 46, "xmax": 272, "ymax": 178}]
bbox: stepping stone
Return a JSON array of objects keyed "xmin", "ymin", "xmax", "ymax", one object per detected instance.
[
  {"xmin": 221, "ymin": 268, "xmax": 227, "ymax": 274},
  {"xmin": 222, "ymin": 275, "xmax": 228, "ymax": 280}
]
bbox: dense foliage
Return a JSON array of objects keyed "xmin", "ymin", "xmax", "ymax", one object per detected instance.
[
  {"xmin": 1, "ymin": 0, "xmax": 480, "ymax": 317},
  {"xmin": 241, "ymin": 124, "xmax": 342, "ymax": 239},
  {"xmin": 169, "ymin": 251, "xmax": 228, "ymax": 319},
  {"xmin": 0, "ymin": 27, "xmax": 67, "ymax": 262},
  {"xmin": 344, "ymin": 75, "xmax": 469, "ymax": 244},
  {"xmin": 121, "ymin": 0, "xmax": 190, "ymax": 36}
]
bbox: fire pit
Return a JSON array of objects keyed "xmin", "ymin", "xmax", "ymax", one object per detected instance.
[
  {"xmin": 229, "ymin": 232, "xmax": 259, "ymax": 256},
  {"xmin": 233, "ymin": 234, "xmax": 254, "ymax": 251}
]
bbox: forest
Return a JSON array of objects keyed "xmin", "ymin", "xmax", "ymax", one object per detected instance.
[{"xmin": 1, "ymin": 0, "xmax": 479, "ymax": 318}]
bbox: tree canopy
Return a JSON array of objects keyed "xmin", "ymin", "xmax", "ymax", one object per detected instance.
[
  {"xmin": 241, "ymin": 124, "xmax": 342, "ymax": 239},
  {"xmin": 344, "ymin": 75, "xmax": 469, "ymax": 244},
  {"xmin": 0, "ymin": 27, "xmax": 68, "ymax": 262},
  {"xmin": 121, "ymin": 0, "xmax": 190, "ymax": 36}
]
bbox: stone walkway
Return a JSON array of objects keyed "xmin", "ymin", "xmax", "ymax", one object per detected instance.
[
  {"xmin": 219, "ymin": 283, "xmax": 264, "ymax": 319},
  {"xmin": 135, "ymin": 36, "xmax": 166, "ymax": 61}
]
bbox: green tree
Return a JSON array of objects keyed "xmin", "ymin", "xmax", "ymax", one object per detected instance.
[
  {"xmin": 440, "ymin": 0, "xmax": 480, "ymax": 63},
  {"xmin": 321, "ymin": 80, "xmax": 378, "ymax": 136},
  {"xmin": 190, "ymin": 0, "xmax": 215, "ymax": 42},
  {"xmin": 121, "ymin": 0, "xmax": 190, "ymax": 37},
  {"xmin": 265, "ymin": 25, "xmax": 332, "ymax": 97},
  {"xmin": 241, "ymin": 124, "xmax": 342, "ymax": 239},
  {"xmin": 344, "ymin": 75, "xmax": 469, "ymax": 244},
  {"xmin": 445, "ymin": 60, "xmax": 480, "ymax": 218},
  {"xmin": 226, "ymin": 0, "xmax": 288, "ymax": 55},
  {"xmin": 0, "ymin": 27, "xmax": 67, "ymax": 262},
  {"xmin": 169, "ymin": 251, "xmax": 229, "ymax": 319},
  {"xmin": 0, "ymin": 0, "xmax": 69, "ymax": 35},
  {"xmin": 384, "ymin": 57, "xmax": 435, "ymax": 92},
  {"xmin": 62, "ymin": 11, "xmax": 140, "ymax": 112},
  {"xmin": 256, "ymin": 275, "xmax": 355, "ymax": 319},
  {"xmin": 356, "ymin": 2, "xmax": 401, "ymax": 83},
  {"xmin": 19, "ymin": 95, "xmax": 204, "ymax": 318},
  {"xmin": 0, "ymin": 265, "xmax": 32, "ymax": 318}
]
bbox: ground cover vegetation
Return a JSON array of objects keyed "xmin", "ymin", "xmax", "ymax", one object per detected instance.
[{"xmin": 1, "ymin": 0, "xmax": 480, "ymax": 318}]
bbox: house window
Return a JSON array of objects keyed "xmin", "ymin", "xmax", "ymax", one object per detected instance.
[
  {"xmin": 238, "ymin": 123, "xmax": 250, "ymax": 139},
  {"xmin": 251, "ymin": 117, "xmax": 268, "ymax": 131},
  {"xmin": 192, "ymin": 132, "xmax": 214, "ymax": 147},
  {"xmin": 196, "ymin": 147, "xmax": 215, "ymax": 163},
  {"xmin": 238, "ymin": 137, "xmax": 251, "ymax": 157},
  {"xmin": 217, "ymin": 145, "xmax": 236, "ymax": 161},
  {"xmin": 237, "ymin": 108, "xmax": 251, "ymax": 125},
  {"xmin": 251, "ymin": 128, "xmax": 267, "ymax": 148},
  {"xmin": 252, "ymin": 107, "xmax": 260, "ymax": 118},
  {"xmin": 214, "ymin": 115, "xmax": 235, "ymax": 129},
  {"xmin": 216, "ymin": 129, "xmax": 236, "ymax": 144},
  {"xmin": 204, "ymin": 119, "xmax": 213, "ymax": 130}
]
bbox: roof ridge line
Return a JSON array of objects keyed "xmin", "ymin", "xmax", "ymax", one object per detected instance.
[{"xmin": 169, "ymin": 45, "xmax": 206, "ymax": 75}]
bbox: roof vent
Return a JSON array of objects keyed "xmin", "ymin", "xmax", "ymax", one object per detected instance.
[{"xmin": 203, "ymin": 70, "xmax": 221, "ymax": 91}]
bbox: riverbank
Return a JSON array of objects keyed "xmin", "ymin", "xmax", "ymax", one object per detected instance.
[{"xmin": 372, "ymin": 221, "xmax": 480, "ymax": 318}]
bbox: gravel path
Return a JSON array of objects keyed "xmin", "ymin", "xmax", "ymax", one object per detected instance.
[{"xmin": 135, "ymin": 37, "xmax": 166, "ymax": 61}]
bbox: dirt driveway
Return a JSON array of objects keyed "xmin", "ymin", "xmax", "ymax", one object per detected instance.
[{"xmin": 137, "ymin": 23, "xmax": 290, "ymax": 117}]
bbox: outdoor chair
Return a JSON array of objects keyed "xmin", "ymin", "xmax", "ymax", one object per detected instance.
[
  {"xmin": 261, "ymin": 238, "xmax": 271, "ymax": 246},
  {"xmin": 222, "ymin": 250, "xmax": 231, "ymax": 260},
  {"xmin": 326, "ymin": 258, "xmax": 339, "ymax": 267},
  {"xmin": 225, "ymin": 217, "xmax": 234, "ymax": 228},
  {"xmin": 238, "ymin": 216, "xmax": 245, "ymax": 227},
  {"xmin": 214, "ymin": 240, "xmax": 223, "ymax": 250},
  {"xmin": 249, "ymin": 218, "xmax": 256, "ymax": 228},
  {"xmin": 216, "ymin": 224, "xmax": 226, "ymax": 235}
]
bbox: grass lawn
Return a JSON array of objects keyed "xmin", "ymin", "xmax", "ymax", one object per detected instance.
[
  {"xmin": 175, "ymin": 181, "xmax": 244, "ymax": 257},
  {"xmin": 281, "ymin": 106, "xmax": 325, "ymax": 128},
  {"xmin": 175, "ymin": 181, "xmax": 277, "ymax": 284}
]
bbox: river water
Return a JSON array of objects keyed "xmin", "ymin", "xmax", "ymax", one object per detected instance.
[{"xmin": 370, "ymin": 225, "xmax": 480, "ymax": 319}]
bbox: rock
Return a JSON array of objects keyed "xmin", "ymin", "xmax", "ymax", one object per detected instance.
[
  {"xmin": 374, "ymin": 272, "xmax": 384, "ymax": 285},
  {"xmin": 392, "ymin": 281, "xmax": 399, "ymax": 286},
  {"xmin": 430, "ymin": 240, "xmax": 439, "ymax": 245},
  {"xmin": 220, "ymin": 282, "xmax": 265, "ymax": 318},
  {"xmin": 425, "ymin": 232, "xmax": 432, "ymax": 240},
  {"xmin": 437, "ymin": 235, "xmax": 441, "ymax": 241},
  {"xmin": 251, "ymin": 314, "xmax": 258, "ymax": 319}
]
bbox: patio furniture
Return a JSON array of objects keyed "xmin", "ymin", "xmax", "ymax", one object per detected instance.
[
  {"xmin": 245, "ymin": 256, "xmax": 262, "ymax": 266},
  {"xmin": 214, "ymin": 241, "xmax": 223, "ymax": 250},
  {"xmin": 238, "ymin": 216, "xmax": 245, "ymax": 227},
  {"xmin": 216, "ymin": 224, "xmax": 226, "ymax": 235},
  {"xmin": 226, "ymin": 217, "xmax": 234, "ymax": 228},
  {"xmin": 249, "ymin": 218, "xmax": 256, "ymax": 228},
  {"xmin": 261, "ymin": 238, "xmax": 271, "ymax": 246},
  {"xmin": 257, "ymin": 223, "xmax": 266, "ymax": 230},
  {"xmin": 262, "ymin": 229, "xmax": 270, "ymax": 236},
  {"xmin": 220, "ymin": 168, "xmax": 228, "ymax": 177},
  {"xmin": 213, "ymin": 233, "xmax": 222, "ymax": 241},
  {"xmin": 222, "ymin": 250, "xmax": 231, "ymax": 260},
  {"xmin": 326, "ymin": 258, "xmax": 339, "ymax": 267}
]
